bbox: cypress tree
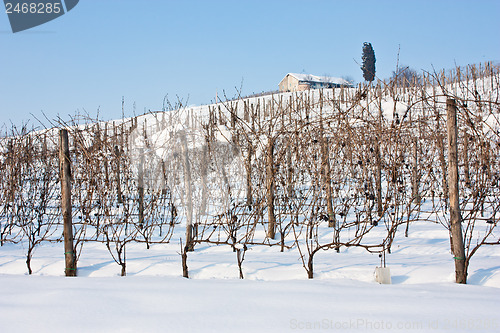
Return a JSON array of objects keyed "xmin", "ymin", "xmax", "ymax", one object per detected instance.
[{"xmin": 361, "ymin": 42, "xmax": 376, "ymax": 82}]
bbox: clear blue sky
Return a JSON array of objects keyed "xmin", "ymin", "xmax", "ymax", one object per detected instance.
[{"xmin": 1, "ymin": 0, "xmax": 499, "ymax": 128}]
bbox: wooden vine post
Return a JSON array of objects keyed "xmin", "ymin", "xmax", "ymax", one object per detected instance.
[
  {"xmin": 180, "ymin": 131, "xmax": 194, "ymax": 251},
  {"xmin": 447, "ymin": 98, "xmax": 466, "ymax": 284},
  {"xmin": 200, "ymin": 143, "xmax": 209, "ymax": 216},
  {"xmin": 411, "ymin": 137, "xmax": 420, "ymax": 204},
  {"xmin": 266, "ymin": 136, "xmax": 276, "ymax": 239},
  {"xmin": 59, "ymin": 129, "xmax": 76, "ymax": 277},
  {"xmin": 114, "ymin": 144, "xmax": 123, "ymax": 203},
  {"xmin": 138, "ymin": 148, "xmax": 145, "ymax": 229},
  {"xmin": 317, "ymin": 92, "xmax": 334, "ymax": 227},
  {"xmin": 375, "ymin": 95, "xmax": 383, "ymax": 217},
  {"xmin": 246, "ymin": 140, "xmax": 253, "ymax": 210}
]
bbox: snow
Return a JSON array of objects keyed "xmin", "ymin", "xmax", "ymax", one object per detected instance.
[
  {"xmin": 1, "ymin": 221, "xmax": 499, "ymax": 332},
  {"xmin": 0, "ymin": 275, "xmax": 498, "ymax": 332}
]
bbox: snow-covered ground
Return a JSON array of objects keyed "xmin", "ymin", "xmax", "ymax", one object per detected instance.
[
  {"xmin": 1, "ymin": 220, "xmax": 499, "ymax": 332},
  {"xmin": 2, "ymin": 274, "xmax": 499, "ymax": 333}
]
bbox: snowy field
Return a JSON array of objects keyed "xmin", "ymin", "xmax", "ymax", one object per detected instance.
[{"xmin": 1, "ymin": 221, "xmax": 499, "ymax": 333}]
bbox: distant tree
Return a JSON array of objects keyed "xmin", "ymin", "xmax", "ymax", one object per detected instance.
[
  {"xmin": 361, "ymin": 42, "xmax": 376, "ymax": 82},
  {"xmin": 391, "ymin": 65, "xmax": 422, "ymax": 87}
]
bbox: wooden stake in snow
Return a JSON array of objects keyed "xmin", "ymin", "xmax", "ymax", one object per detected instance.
[
  {"xmin": 200, "ymin": 143, "xmax": 209, "ymax": 216},
  {"xmin": 246, "ymin": 140, "xmax": 253, "ymax": 210},
  {"xmin": 322, "ymin": 135, "xmax": 334, "ymax": 228},
  {"xmin": 266, "ymin": 137, "xmax": 276, "ymax": 239},
  {"xmin": 411, "ymin": 137, "xmax": 420, "ymax": 204},
  {"xmin": 180, "ymin": 131, "xmax": 194, "ymax": 251},
  {"xmin": 59, "ymin": 129, "xmax": 76, "ymax": 277},
  {"xmin": 138, "ymin": 148, "xmax": 145, "ymax": 229},
  {"xmin": 447, "ymin": 98, "xmax": 466, "ymax": 284},
  {"xmin": 374, "ymin": 140, "xmax": 383, "ymax": 217},
  {"xmin": 114, "ymin": 145, "xmax": 123, "ymax": 203}
]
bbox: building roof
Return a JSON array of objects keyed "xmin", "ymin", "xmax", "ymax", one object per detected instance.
[{"xmin": 286, "ymin": 73, "xmax": 350, "ymax": 85}]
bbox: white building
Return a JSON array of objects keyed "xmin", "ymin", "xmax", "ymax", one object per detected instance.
[{"xmin": 279, "ymin": 73, "xmax": 352, "ymax": 92}]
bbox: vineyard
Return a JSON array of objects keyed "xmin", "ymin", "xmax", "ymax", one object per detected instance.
[{"xmin": 1, "ymin": 63, "xmax": 499, "ymax": 282}]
